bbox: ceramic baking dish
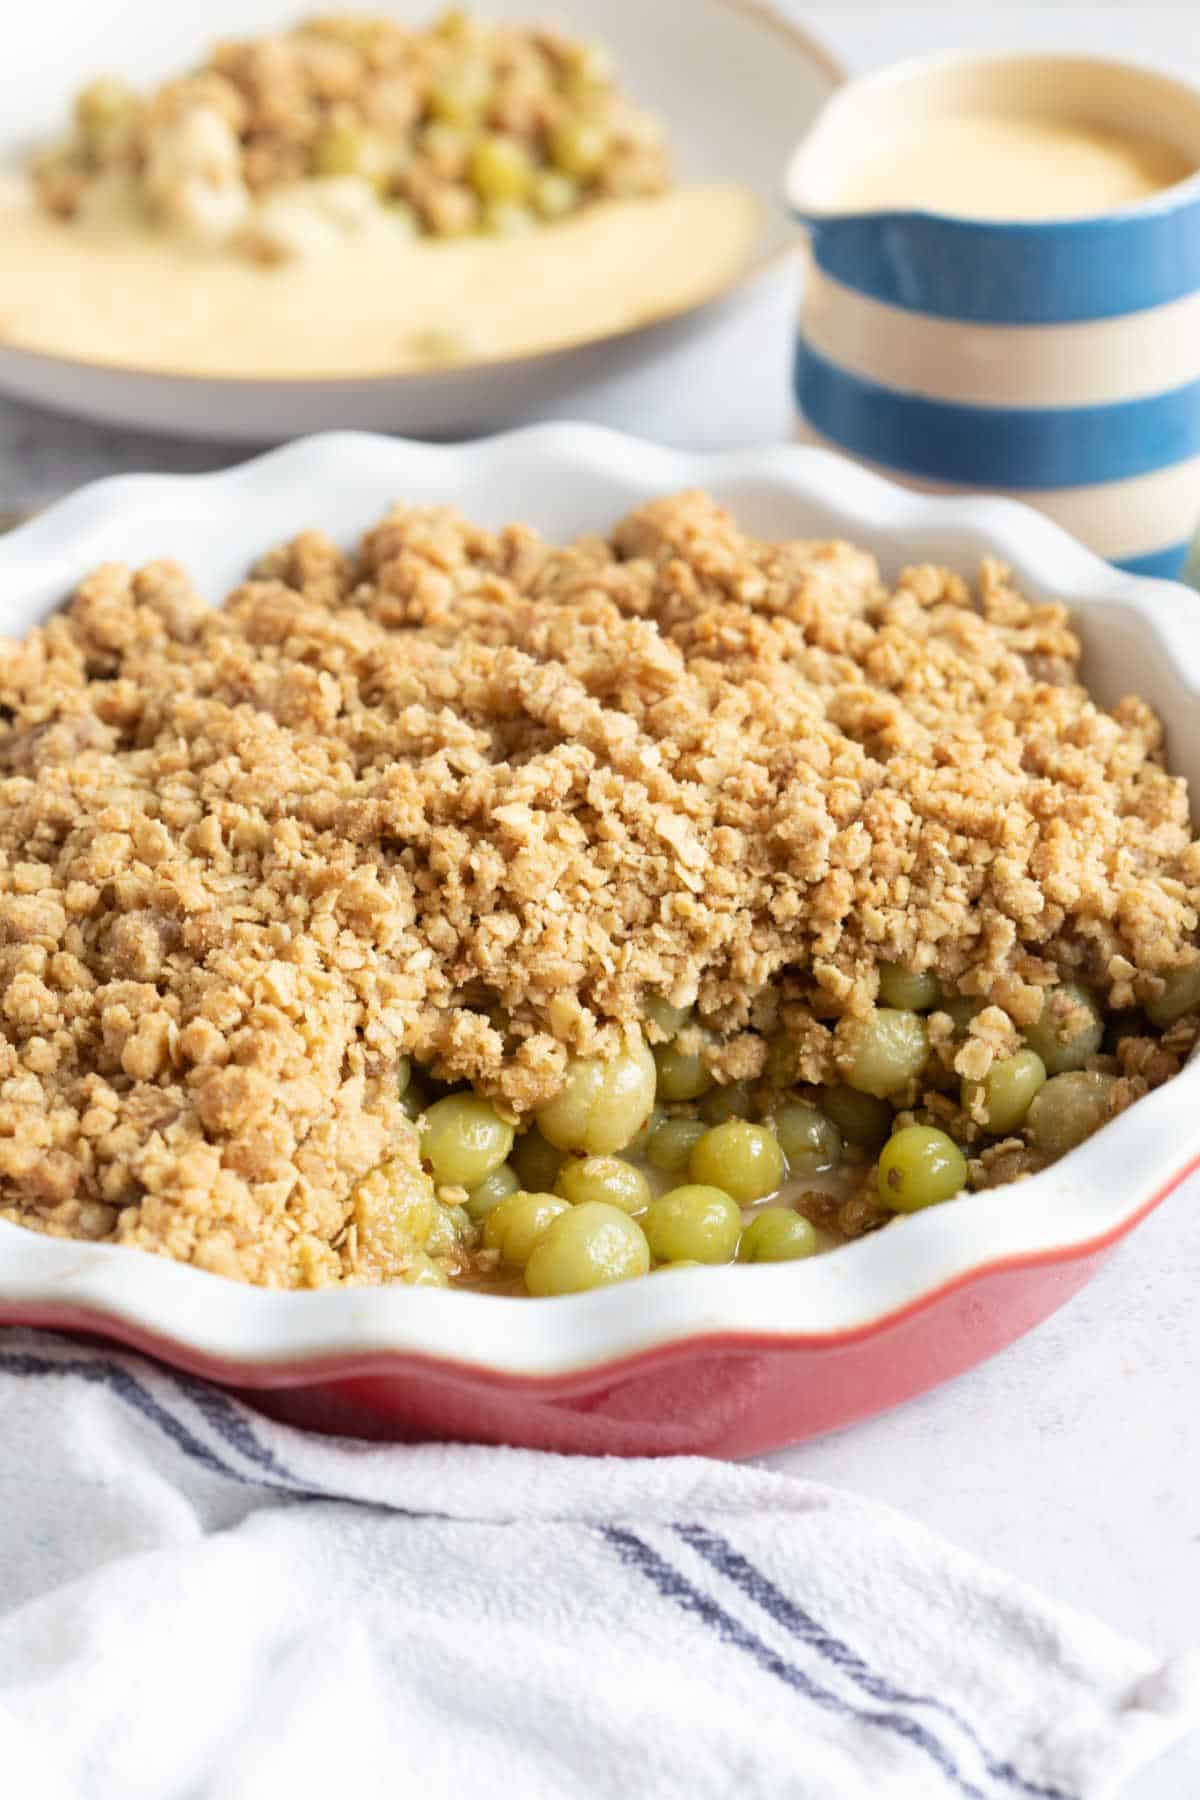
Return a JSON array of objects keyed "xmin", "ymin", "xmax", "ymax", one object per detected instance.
[{"xmin": 1, "ymin": 425, "xmax": 1197, "ymax": 1455}]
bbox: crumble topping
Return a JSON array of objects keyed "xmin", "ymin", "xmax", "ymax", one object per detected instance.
[{"xmin": 0, "ymin": 490, "xmax": 1195, "ymax": 1284}]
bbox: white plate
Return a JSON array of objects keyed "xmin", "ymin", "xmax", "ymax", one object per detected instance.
[
  {"xmin": 0, "ymin": 1, "xmax": 840, "ymax": 441},
  {"xmin": 0, "ymin": 423, "xmax": 1198, "ymax": 1378}
]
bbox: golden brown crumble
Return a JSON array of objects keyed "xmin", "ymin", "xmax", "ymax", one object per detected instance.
[{"xmin": 0, "ymin": 490, "xmax": 1196, "ymax": 1285}]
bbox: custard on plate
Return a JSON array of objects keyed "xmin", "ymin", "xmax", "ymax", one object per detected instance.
[{"xmin": 3, "ymin": 9, "xmax": 760, "ymax": 376}]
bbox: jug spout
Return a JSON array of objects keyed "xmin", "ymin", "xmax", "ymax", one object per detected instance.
[
  {"xmin": 790, "ymin": 204, "xmax": 984, "ymax": 320},
  {"xmin": 786, "ymin": 105, "xmax": 958, "ymax": 318}
]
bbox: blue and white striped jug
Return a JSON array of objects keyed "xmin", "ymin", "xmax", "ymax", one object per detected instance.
[{"xmin": 788, "ymin": 53, "xmax": 1200, "ymax": 580}]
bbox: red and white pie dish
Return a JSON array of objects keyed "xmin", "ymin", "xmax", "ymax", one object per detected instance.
[{"xmin": 1, "ymin": 426, "xmax": 1197, "ymax": 1455}]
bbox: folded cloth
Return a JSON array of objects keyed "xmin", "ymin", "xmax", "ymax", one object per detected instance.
[{"xmin": 0, "ymin": 1329, "xmax": 1193, "ymax": 1800}]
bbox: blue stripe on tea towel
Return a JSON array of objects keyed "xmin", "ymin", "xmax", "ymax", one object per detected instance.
[
  {"xmin": 674, "ymin": 1523, "xmax": 1072, "ymax": 1800},
  {"xmin": 605, "ymin": 1525, "xmax": 1024, "ymax": 1800},
  {"xmin": 0, "ymin": 1345, "xmax": 274, "ymax": 1490},
  {"xmin": 0, "ymin": 1332, "xmax": 453, "ymax": 1515}
]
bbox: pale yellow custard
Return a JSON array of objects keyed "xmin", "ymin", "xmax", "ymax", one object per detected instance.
[
  {"xmin": 0, "ymin": 175, "xmax": 760, "ymax": 377},
  {"xmin": 831, "ymin": 114, "xmax": 1196, "ymax": 220}
]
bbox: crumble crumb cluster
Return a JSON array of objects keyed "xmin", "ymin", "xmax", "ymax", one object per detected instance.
[
  {"xmin": 32, "ymin": 11, "xmax": 669, "ymax": 261},
  {"xmin": 0, "ymin": 490, "xmax": 1196, "ymax": 1285}
]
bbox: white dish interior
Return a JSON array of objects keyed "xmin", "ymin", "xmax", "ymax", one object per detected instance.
[
  {"xmin": 0, "ymin": 0, "xmax": 838, "ymax": 440},
  {"xmin": 0, "ymin": 425, "xmax": 1197, "ymax": 1375}
]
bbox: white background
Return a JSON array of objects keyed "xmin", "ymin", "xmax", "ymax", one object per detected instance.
[
  {"xmin": 0, "ymin": 5, "xmax": 1195, "ymax": 1794},
  {"xmin": 765, "ymin": 11, "xmax": 1200, "ymax": 1799}
]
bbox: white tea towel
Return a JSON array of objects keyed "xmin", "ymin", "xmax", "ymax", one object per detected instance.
[{"xmin": 0, "ymin": 1329, "xmax": 1193, "ymax": 1800}]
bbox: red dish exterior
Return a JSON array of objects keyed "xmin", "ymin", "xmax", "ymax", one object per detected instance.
[
  {"xmin": 244, "ymin": 1247, "xmax": 1109, "ymax": 1454},
  {"xmin": 0, "ymin": 1238, "xmax": 1121, "ymax": 1457},
  {"xmin": 0, "ymin": 1162, "xmax": 1190, "ymax": 1457}
]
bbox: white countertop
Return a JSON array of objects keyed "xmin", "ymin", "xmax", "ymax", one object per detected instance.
[
  {"xmin": 0, "ymin": 7, "xmax": 1195, "ymax": 1795},
  {"xmin": 763, "ymin": 12, "xmax": 1200, "ymax": 1798}
]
